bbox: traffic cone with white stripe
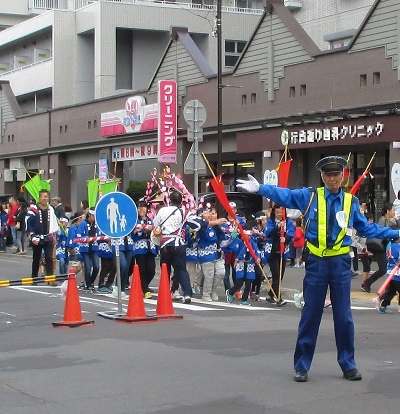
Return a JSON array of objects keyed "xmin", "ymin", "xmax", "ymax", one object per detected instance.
[
  {"xmin": 155, "ymin": 263, "xmax": 183, "ymax": 320},
  {"xmin": 52, "ymin": 268, "xmax": 94, "ymax": 328},
  {"xmin": 115, "ymin": 264, "xmax": 157, "ymax": 323}
]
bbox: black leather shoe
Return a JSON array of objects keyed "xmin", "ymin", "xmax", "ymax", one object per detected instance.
[
  {"xmin": 343, "ymin": 369, "xmax": 362, "ymax": 381},
  {"xmin": 293, "ymin": 370, "xmax": 308, "ymax": 382}
]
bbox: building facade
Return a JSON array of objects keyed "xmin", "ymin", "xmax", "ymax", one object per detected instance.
[{"xmin": 0, "ymin": 0, "xmax": 399, "ymax": 220}]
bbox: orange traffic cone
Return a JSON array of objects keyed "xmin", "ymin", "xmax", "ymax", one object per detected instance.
[
  {"xmin": 155, "ymin": 263, "xmax": 183, "ymax": 320},
  {"xmin": 115, "ymin": 265, "xmax": 157, "ymax": 323},
  {"xmin": 52, "ymin": 268, "xmax": 94, "ymax": 328}
]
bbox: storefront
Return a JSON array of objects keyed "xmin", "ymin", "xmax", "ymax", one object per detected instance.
[{"xmin": 237, "ymin": 114, "xmax": 399, "ymax": 221}]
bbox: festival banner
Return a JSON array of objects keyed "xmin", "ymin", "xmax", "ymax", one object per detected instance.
[
  {"xmin": 23, "ymin": 174, "xmax": 51, "ymax": 202},
  {"xmin": 87, "ymin": 178, "xmax": 99, "ymax": 208},
  {"xmin": 99, "ymin": 180, "xmax": 119, "ymax": 197}
]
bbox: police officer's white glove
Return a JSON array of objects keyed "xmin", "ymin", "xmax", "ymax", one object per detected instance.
[{"xmin": 236, "ymin": 174, "xmax": 260, "ymax": 193}]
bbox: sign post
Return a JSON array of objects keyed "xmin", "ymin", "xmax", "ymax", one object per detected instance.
[
  {"xmin": 184, "ymin": 100, "xmax": 207, "ymax": 202},
  {"xmin": 95, "ymin": 192, "xmax": 138, "ymax": 319}
]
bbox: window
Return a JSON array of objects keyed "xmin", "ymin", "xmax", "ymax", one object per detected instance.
[
  {"xmin": 360, "ymin": 74, "xmax": 367, "ymax": 87},
  {"xmin": 300, "ymin": 84, "xmax": 307, "ymax": 96},
  {"xmin": 373, "ymin": 72, "xmax": 380, "ymax": 85},
  {"xmin": 290, "ymin": 86, "xmax": 296, "ymax": 98},
  {"xmin": 192, "ymin": 0, "xmax": 214, "ymax": 7},
  {"xmin": 59, "ymin": 126, "xmax": 62, "ymax": 134},
  {"xmin": 251, "ymin": 93, "xmax": 256, "ymax": 104},
  {"xmin": 88, "ymin": 121, "xmax": 92, "ymax": 129},
  {"xmin": 94, "ymin": 120, "xmax": 97, "ymax": 128},
  {"xmin": 225, "ymin": 40, "xmax": 247, "ymax": 67},
  {"xmin": 241, "ymin": 94, "xmax": 247, "ymax": 105},
  {"xmin": 64, "ymin": 125, "xmax": 68, "ymax": 133}
]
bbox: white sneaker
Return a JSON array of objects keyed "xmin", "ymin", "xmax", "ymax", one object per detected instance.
[
  {"xmin": 183, "ymin": 296, "xmax": 191, "ymax": 304},
  {"xmin": 372, "ymin": 297, "xmax": 381, "ymax": 310},
  {"xmin": 299, "ymin": 262, "xmax": 305, "ymax": 268},
  {"xmin": 172, "ymin": 291, "xmax": 183, "ymax": 300},
  {"xmin": 120, "ymin": 291, "xmax": 129, "ymax": 300},
  {"xmin": 112, "ymin": 286, "xmax": 118, "ymax": 297},
  {"xmin": 294, "ymin": 264, "xmax": 299, "ymax": 268},
  {"xmin": 202, "ymin": 295, "xmax": 213, "ymax": 302},
  {"xmin": 210, "ymin": 292, "xmax": 219, "ymax": 301}
]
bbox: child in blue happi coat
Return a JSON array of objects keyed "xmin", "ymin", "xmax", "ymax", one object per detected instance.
[
  {"xmin": 67, "ymin": 212, "xmax": 84, "ymax": 287},
  {"xmin": 97, "ymin": 234, "xmax": 116, "ymax": 293},
  {"xmin": 56, "ymin": 217, "xmax": 69, "ymax": 275},
  {"xmin": 185, "ymin": 225, "xmax": 202, "ymax": 294},
  {"xmin": 226, "ymin": 226, "xmax": 261, "ymax": 306},
  {"xmin": 132, "ymin": 200, "xmax": 158, "ymax": 298},
  {"xmin": 373, "ymin": 238, "xmax": 400, "ymax": 314}
]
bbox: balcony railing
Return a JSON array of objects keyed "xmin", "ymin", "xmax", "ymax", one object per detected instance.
[
  {"xmin": 0, "ymin": 57, "xmax": 52, "ymax": 76},
  {"xmin": 28, "ymin": 0, "xmax": 263, "ymax": 14}
]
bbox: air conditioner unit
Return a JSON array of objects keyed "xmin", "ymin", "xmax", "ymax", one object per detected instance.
[
  {"xmin": 9, "ymin": 158, "xmax": 24, "ymax": 170},
  {"xmin": 284, "ymin": 1, "xmax": 303, "ymax": 11}
]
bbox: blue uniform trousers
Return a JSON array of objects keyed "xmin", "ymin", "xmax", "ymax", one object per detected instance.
[{"xmin": 294, "ymin": 253, "xmax": 356, "ymax": 373}]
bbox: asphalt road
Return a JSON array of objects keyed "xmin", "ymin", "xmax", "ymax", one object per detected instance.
[{"xmin": 0, "ymin": 251, "xmax": 399, "ymax": 414}]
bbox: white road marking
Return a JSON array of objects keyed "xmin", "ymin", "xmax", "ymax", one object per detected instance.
[
  {"xmin": 9, "ymin": 286, "xmax": 53, "ymax": 295},
  {"xmin": 0, "ymin": 311, "xmax": 16, "ymax": 317}
]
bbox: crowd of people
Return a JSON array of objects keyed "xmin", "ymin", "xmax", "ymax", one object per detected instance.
[
  {"xmin": 1, "ymin": 179, "xmax": 399, "ymax": 311},
  {"xmin": 2, "ymin": 156, "xmax": 400, "ymax": 384}
]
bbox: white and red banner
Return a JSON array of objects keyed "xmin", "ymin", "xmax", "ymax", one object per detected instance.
[
  {"xmin": 101, "ymin": 96, "xmax": 158, "ymax": 137},
  {"xmin": 158, "ymin": 80, "xmax": 177, "ymax": 164}
]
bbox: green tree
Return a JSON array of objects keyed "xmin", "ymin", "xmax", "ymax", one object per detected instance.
[{"xmin": 126, "ymin": 180, "xmax": 147, "ymax": 203}]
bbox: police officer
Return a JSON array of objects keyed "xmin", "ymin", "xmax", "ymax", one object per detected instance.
[{"xmin": 237, "ymin": 156, "xmax": 400, "ymax": 382}]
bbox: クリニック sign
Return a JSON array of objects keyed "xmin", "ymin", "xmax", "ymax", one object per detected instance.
[{"xmin": 158, "ymin": 80, "xmax": 177, "ymax": 164}]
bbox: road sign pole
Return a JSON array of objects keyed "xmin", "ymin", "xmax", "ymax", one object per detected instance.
[
  {"xmin": 114, "ymin": 240, "xmax": 123, "ymax": 315},
  {"xmin": 94, "ymin": 192, "xmax": 138, "ymax": 320},
  {"xmin": 184, "ymin": 100, "xmax": 207, "ymax": 198},
  {"xmin": 194, "ymin": 135, "xmax": 199, "ymax": 202}
]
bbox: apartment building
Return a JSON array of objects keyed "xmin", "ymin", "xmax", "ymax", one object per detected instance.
[{"xmin": 0, "ymin": 0, "xmax": 263, "ymax": 114}]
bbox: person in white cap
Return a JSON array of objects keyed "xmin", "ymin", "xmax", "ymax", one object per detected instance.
[{"xmin": 237, "ymin": 155, "xmax": 400, "ymax": 383}]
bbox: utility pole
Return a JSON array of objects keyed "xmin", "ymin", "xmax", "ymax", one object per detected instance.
[{"xmin": 217, "ymin": 0, "xmax": 222, "ymax": 176}]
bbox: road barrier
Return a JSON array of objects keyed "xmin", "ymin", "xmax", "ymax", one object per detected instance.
[{"xmin": 0, "ymin": 274, "xmax": 68, "ymax": 288}]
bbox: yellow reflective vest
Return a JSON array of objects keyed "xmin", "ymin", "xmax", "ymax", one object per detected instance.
[{"xmin": 307, "ymin": 187, "xmax": 352, "ymax": 257}]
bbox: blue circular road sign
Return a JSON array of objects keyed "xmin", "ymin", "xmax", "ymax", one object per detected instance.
[{"xmin": 95, "ymin": 192, "xmax": 138, "ymax": 238}]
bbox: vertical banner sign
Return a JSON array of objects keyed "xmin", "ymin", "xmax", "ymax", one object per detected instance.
[
  {"xmin": 98, "ymin": 158, "xmax": 109, "ymax": 183},
  {"xmin": 158, "ymin": 80, "xmax": 177, "ymax": 163}
]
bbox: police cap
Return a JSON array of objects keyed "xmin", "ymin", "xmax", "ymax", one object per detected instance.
[{"xmin": 315, "ymin": 156, "xmax": 347, "ymax": 173}]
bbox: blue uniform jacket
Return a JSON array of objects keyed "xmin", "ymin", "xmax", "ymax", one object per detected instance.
[
  {"xmin": 77, "ymin": 220, "xmax": 101, "ymax": 253},
  {"xmin": 67, "ymin": 224, "xmax": 82, "ymax": 261},
  {"xmin": 386, "ymin": 241, "xmax": 400, "ymax": 282},
  {"xmin": 197, "ymin": 220, "xmax": 225, "ymax": 264},
  {"xmin": 132, "ymin": 217, "xmax": 157, "ymax": 256},
  {"xmin": 185, "ymin": 225, "xmax": 198, "ymax": 263},
  {"xmin": 56, "ymin": 230, "xmax": 68, "ymax": 260},
  {"xmin": 257, "ymin": 185, "xmax": 400, "ymax": 246},
  {"xmin": 221, "ymin": 216, "xmax": 246, "ymax": 253},
  {"xmin": 231, "ymin": 236, "xmax": 260, "ymax": 280},
  {"xmin": 264, "ymin": 217, "xmax": 294, "ymax": 257}
]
